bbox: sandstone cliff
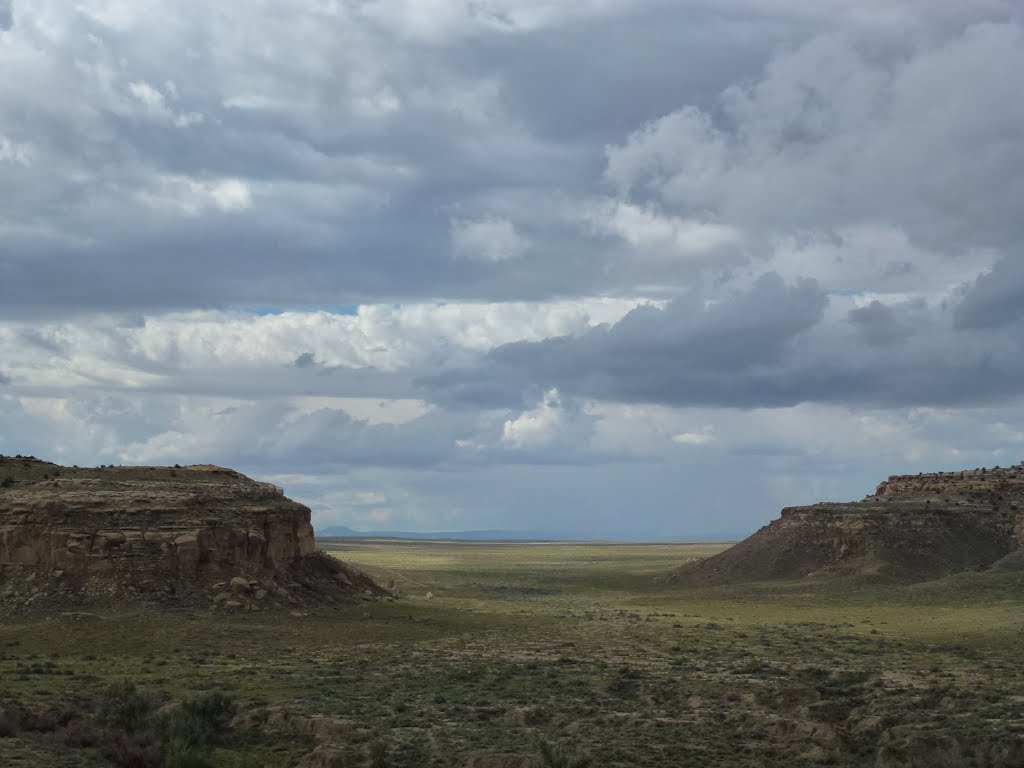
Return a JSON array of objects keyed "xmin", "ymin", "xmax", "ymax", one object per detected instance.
[
  {"xmin": 668, "ymin": 462, "xmax": 1024, "ymax": 585},
  {"xmin": 0, "ymin": 456, "xmax": 380, "ymax": 610}
]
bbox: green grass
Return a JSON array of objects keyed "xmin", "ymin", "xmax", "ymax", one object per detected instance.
[{"xmin": 2, "ymin": 539, "xmax": 1024, "ymax": 767}]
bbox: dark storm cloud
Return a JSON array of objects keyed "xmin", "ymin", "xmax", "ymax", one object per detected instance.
[
  {"xmin": 847, "ymin": 300, "xmax": 920, "ymax": 346},
  {"xmin": 423, "ymin": 278, "xmax": 1024, "ymax": 411},
  {"xmin": 423, "ymin": 273, "xmax": 831, "ymax": 408},
  {"xmin": 453, "ymin": 6, "xmax": 797, "ymax": 143},
  {"xmin": 293, "ymin": 352, "xmax": 317, "ymax": 369},
  {"xmin": 954, "ymin": 256, "xmax": 1024, "ymax": 330}
]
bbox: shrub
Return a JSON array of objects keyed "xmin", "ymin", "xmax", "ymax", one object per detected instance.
[
  {"xmin": 899, "ymin": 739, "xmax": 1024, "ymax": 768},
  {"xmin": 100, "ymin": 731, "xmax": 161, "ymax": 768},
  {"xmin": 97, "ymin": 681, "xmax": 157, "ymax": 735},
  {"xmin": 0, "ymin": 708, "xmax": 17, "ymax": 738},
  {"xmin": 368, "ymin": 740, "xmax": 390, "ymax": 768},
  {"xmin": 162, "ymin": 742, "xmax": 215, "ymax": 768},
  {"xmin": 537, "ymin": 739, "xmax": 592, "ymax": 768},
  {"xmin": 162, "ymin": 692, "xmax": 235, "ymax": 748},
  {"xmin": 21, "ymin": 705, "xmax": 75, "ymax": 733},
  {"xmin": 1, "ymin": 476, "xmax": 13, "ymax": 488},
  {"xmin": 61, "ymin": 717, "xmax": 101, "ymax": 748}
]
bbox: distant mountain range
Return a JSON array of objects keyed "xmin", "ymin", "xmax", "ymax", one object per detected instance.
[
  {"xmin": 316, "ymin": 525, "xmax": 564, "ymax": 540},
  {"xmin": 315, "ymin": 525, "xmax": 742, "ymax": 541}
]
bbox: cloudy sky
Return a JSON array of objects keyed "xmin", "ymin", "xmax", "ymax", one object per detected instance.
[{"xmin": 2, "ymin": 1, "xmax": 1024, "ymax": 538}]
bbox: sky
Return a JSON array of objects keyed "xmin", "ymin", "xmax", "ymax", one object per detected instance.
[{"xmin": 2, "ymin": 1, "xmax": 1024, "ymax": 538}]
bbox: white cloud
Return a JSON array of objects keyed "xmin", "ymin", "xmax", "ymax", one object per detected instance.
[
  {"xmin": 586, "ymin": 199, "xmax": 741, "ymax": 260},
  {"xmin": 128, "ymin": 80, "xmax": 204, "ymax": 126},
  {"xmin": 499, "ymin": 389, "xmax": 601, "ymax": 455},
  {"xmin": 502, "ymin": 389, "xmax": 565, "ymax": 448},
  {"xmin": 143, "ymin": 176, "xmax": 252, "ymax": 215},
  {"xmin": 0, "ymin": 136, "xmax": 31, "ymax": 165},
  {"xmin": 605, "ymin": 106, "xmax": 727, "ymax": 197},
  {"xmin": 208, "ymin": 179, "xmax": 252, "ymax": 211},
  {"xmin": 990, "ymin": 422, "xmax": 1024, "ymax": 444},
  {"xmin": 74, "ymin": 0, "xmax": 147, "ymax": 31},
  {"xmin": 128, "ymin": 80, "xmax": 165, "ymax": 109},
  {"xmin": 0, "ymin": 299, "xmax": 651, "ymax": 399},
  {"xmin": 748, "ymin": 226, "xmax": 998, "ymax": 301},
  {"xmin": 671, "ymin": 427, "xmax": 715, "ymax": 445},
  {"xmin": 451, "ymin": 216, "xmax": 526, "ymax": 262}
]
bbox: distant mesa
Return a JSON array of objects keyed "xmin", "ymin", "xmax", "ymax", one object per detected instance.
[
  {"xmin": 318, "ymin": 525, "xmax": 555, "ymax": 541},
  {"xmin": 668, "ymin": 462, "xmax": 1024, "ymax": 585},
  {"xmin": 0, "ymin": 455, "xmax": 381, "ymax": 612}
]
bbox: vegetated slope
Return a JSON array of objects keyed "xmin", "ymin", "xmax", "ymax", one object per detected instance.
[
  {"xmin": 667, "ymin": 462, "xmax": 1024, "ymax": 585},
  {"xmin": 0, "ymin": 455, "xmax": 381, "ymax": 611}
]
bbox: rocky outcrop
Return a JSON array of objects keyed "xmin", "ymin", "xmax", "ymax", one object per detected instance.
[
  {"xmin": 668, "ymin": 462, "xmax": 1024, "ymax": 585},
  {"xmin": 0, "ymin": 455, "xmax": 380, "ymax": 609}
]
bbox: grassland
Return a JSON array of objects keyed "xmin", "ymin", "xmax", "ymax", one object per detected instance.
[{"xmin": 2, "ymin": 539, "xmax": 1023, "ymax": 767}]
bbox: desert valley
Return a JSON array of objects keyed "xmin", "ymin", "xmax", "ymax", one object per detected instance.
[{"xmin": 2, "ymin": 455, "xmax": 1024, "ymax": 767}]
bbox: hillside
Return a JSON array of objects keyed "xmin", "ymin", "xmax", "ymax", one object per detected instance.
[
  {"xmin": 0, "ymin": 455, "xmax": 380, "ymax": 611},
  {"xmin": 668, "ymin": 462, "xmax": 1024, "ymax": 585}
]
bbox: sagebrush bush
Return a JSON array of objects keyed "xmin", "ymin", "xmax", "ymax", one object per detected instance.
[
  {"xmin": 97, "ymin": 680, "xmax": 157, "ymax": 735},
  {"xmin": 0, "ymin": 709, "xmax": 17, "ymax": 738},
  {"xmin": 161, "ymin": 742, "xmax": 216, "ymax": 768},
  {"xmin": 537, "ymin": 739, "xmax": 592, "ymax": 768},
  {"xmin": 61, "ymin": 717, "xmax": 100, "ymax": 748},
  {"xmin": 368, "ymin": 739, "xmax": 390, "ymax": 768},
  {"xmin": 100, "ymin": 730, "xmax": 161, "ymax": 768},
  {"xmin": 162, "ymin": 691, "xmax": 236, "ymax": 748}
]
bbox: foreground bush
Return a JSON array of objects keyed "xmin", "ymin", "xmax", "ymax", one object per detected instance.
[
  {"xmin": 537, "ymin": 739, "xmax": 592, "ymax": 768},
  {"xmin": 91, "ymin": 682, "xmax": 236, "ymax": 767},
  {"xmin": 163, "ymin": 691, "xmax": 236, "ymax": 748},
  {"xmin": 102, "ymin": 730, "xmax": 162, "ymax": 768},
  {"xmin": 97, "ymin": 681, "xmax": 157, "ymax": 735}
]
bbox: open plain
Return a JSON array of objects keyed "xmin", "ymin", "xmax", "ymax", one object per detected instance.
[{"xmin": 2, "ymin": 538, "xmax": 1023, "ymax": 767}]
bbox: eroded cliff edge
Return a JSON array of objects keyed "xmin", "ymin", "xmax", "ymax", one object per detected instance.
[
  {"xmin": 668, "ymin": 462, "xmax": 1024, "ymax": 585},
  {"xmin": 0, "ymin": 456, "xmax": 380, "ymax": 610}
]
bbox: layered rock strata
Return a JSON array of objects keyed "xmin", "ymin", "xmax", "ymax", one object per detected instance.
[
  {"xmin": 668, "ymin": 462, "xmax": 1024, "ymax": 585},
  {"xmin": 0, "ymin": 456, "xmax": 379, "ymax": 609}
]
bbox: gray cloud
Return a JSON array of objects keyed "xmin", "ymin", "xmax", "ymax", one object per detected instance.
[
  {"xmin": 293, "ymin": 352, "xmax": 317, "ymax": 369},
  {"xmin": 424, "ymin": 273, "xmax": 830, "ymax": 408},
  {"xmin": 604, "ymin": 23, "xmax": 1024, "ymax": 260},
  {"xmin": 424, "ymin": 283, "xmax": 1024, "ymax": 411},
  {"xmin": 2, "ymin": 4, "xmax": 1017, "ymax": 318},
  {"xmin": 2, "ymin": 2, "xmax": 1024, "ymax": 537},
  {"xmin": 848, "ymin": 300, "xmax": 921, "ymax": 346},
  {"xmin": 954, "ymin": 255, "xmax": 1024, "ymax": 330}
]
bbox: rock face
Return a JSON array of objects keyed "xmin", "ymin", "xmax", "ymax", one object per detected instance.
[
  {"xmin": 668, "ymin": 462, "xmax": 1024, "ymax": 585},
  {"xmin": 0, "ymin": 456, "xmax": 380, "ymax": 609}
]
